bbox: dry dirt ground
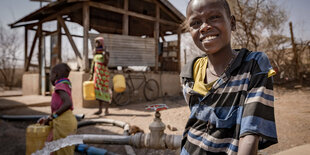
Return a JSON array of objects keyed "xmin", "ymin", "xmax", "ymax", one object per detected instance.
[{"xmin": 0, "ymin": 86, "xmax": 310, "ymax": 155}]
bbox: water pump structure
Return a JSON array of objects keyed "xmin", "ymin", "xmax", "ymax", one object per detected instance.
[{"xmin": 82, "ymin": 104, "xmax": 182, "ymax": 150}]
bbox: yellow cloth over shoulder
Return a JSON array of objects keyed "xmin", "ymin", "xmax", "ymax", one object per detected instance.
[{"xmin": 193, "ymin": 57, "xmax": 216, "ymax": 96}]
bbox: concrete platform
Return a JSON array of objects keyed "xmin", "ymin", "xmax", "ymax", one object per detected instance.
[
  {"xmin": 0, "ymin": 88, "xmax": 22, "ymax": 97},
  {"xmin": 273, "ymin": 144, "xmax": 310, "ymax": 155},
  {"xmin": 0, "ymin": 95, "xmax": 51, "ymax": 110}
]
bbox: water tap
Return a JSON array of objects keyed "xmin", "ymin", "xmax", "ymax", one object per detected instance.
[{"xmin": 143, "ymin": 104, "xmax": 169, "ymax": 149}]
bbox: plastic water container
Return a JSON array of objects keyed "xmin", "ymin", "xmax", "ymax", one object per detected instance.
[
  {"xmin": 26, "ymin": 124, "xmax": 51, "ymax": 155},
  {"xmin": 83, "ymin": 81, "xmax": 96, "ymax": 100},
  {"xmin": 113, "ymin": 74, "xmax": 126, "ymax": 93}
]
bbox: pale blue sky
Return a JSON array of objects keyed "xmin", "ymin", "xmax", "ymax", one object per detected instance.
[{"xmin": 0, "ymin": 0, "xmax": 309, "ymax": 41}]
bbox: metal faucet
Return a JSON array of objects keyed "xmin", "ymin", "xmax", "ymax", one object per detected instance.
[{"xmin": 129, "ymin": 104, "xmax": 181, "ymax": 149}]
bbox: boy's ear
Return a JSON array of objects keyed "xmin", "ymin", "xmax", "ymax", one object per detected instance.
[{"xmin": 230, "ymin": 15, "xmax": 236, "ymax": 31}]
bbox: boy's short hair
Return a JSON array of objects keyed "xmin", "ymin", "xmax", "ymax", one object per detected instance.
[
  {"xmin": 218, "ymin": 0, "xmax": 231, "ymax": 17},
  {"xmin": 187, "ymin": 0, "xmax": 231, "ymax": 17},
  {"xmin": 52, "ymin": 63, "xmax": 71, "ymax": 78},
  {"xmin": 182, "ymin": 0, "xmax": 232, "ymax": 32}
]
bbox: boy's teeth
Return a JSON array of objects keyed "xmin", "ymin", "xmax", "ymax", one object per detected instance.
[{"xmin": 205, "ymin": 36, "xmax": 217, "ymax": 40}]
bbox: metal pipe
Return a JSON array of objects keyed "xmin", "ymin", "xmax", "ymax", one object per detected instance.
[
  {"xmin": 78, "ymin": 119, "xmax": 130, "ymax": 134},
  {"xmin": 129, "ymin": 133, "xmax": 182, "ymax": 150},
  {"xmin": 77, "ymin": 119, "xmax": 135, "ymax": 155},
  {"xmin": 0, "ymin": 114, "xmax": 85, "ymax": 121},
  {"xmin": 82, "ymin": 134, "xmax": 131, "ymax": 145},
  {"xmin": 78, "ymin": 111, "xmax": 182, "ymax": 150},
  {"xmin": 80, "ymin": 133, "xmax": 182, "ymax": 150}
]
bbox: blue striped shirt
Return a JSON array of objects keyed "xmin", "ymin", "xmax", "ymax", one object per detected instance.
[{"xmin": 180, "ymin": 48, "xmax": 278, "ymax": 155}]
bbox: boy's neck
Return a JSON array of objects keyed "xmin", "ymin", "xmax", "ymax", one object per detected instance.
[{"xmin": 207, "ymin": 46, "xmax": 234, "ymax": 69}]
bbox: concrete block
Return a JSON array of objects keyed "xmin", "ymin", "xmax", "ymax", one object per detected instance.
[{"xmin": 22, "ymin": 73, "xmax": 40, "ymax": 95}]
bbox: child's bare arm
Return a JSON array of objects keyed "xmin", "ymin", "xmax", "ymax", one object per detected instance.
[
  {"xmin": 54, "ymin": 90, "xmax": 72, "ymax": 116},
  {"xmin": 89, "ymin": 59, "xmax": 95, "ymax": 81},
  {"xmin": 238, "ymin": 134, "xmax": 259, "ymax": 155}
]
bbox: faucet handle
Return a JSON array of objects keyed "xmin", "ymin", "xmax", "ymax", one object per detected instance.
[{"xmin": 145, "ymin": 104, "xmax": 168, "ymax": 112}]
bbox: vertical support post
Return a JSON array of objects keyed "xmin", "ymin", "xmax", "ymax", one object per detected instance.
[
  {"xmin": 83, "ymin": 2, "xmax": 90, "ymax": 72},
  {"xmin": 41, "ymin": 36, "xmax": 46, "ymax": 96},
  {"xmin": 123, "ymin": 0, "xmax": 129, "ymax": 35},
  {"xmin": 154, "ymin": 4, "xmax": 160, "ymax": 71},
  {"xmin": 38, "ymin": 23, "xmax": 43, "ymax": 95},
  {"xmin": 57, "ymin": 20, "xmax": 62, "ymax": 63},
  {"xmin": 24, "ymin": 26, "xmax": 28, "ymax": 71},
  {"xmin": 177, "ymin": 28, "xmax": 181, "ymax": 72},
  {"xmin": 25, "ymin": 26, "xmax": 39, "ymax": 72},
  {"xmin": 289, "ymin": 22, "xmax": 299, "ymax": 81}
]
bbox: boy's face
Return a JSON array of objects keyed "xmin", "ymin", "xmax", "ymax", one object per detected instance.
[{"xmin": 187, "ymin": 0, "xmax": 235, "ymax": 54}]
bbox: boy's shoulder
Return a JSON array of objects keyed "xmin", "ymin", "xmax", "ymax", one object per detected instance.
[
  {"xmin": 244, "ymin": 51, "xmax": 269, "ymax": 61},
  {"xmin": 180, "ymin": 54, "xmax": 206, "ymax": 79},
  {"xmin": 243, "ymin": 50, "xmax": 273, "ymax": 73}
]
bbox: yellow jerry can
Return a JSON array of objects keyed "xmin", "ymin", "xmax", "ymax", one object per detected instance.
[
  {"xmin": 113, "ymin": 74, "xmax": 126, "ymax": 93},
  {"xmin": 26, "ymin": 124, "xmax": 51, "ymax": 155},
  {"xmin": 83, "ymin": 81, "xmax": 96, "ymax": 100}
]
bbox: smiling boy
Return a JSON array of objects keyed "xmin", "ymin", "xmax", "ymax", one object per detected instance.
[{"xmin": 180, "ymin": 0, "xmax": 278, "ymax": 154}]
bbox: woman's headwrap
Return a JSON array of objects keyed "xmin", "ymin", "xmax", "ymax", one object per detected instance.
[{"xmin": 95, "ymin": 37, "xmax": 104, "ymax": 52}]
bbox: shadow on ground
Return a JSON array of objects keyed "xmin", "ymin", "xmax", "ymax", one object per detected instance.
[{"xmin": 109, "ymin": 95, "xmax": 187, "ymax": 113}]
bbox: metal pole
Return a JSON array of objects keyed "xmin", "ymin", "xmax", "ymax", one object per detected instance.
[{"xmin": 41, "ymin": 35, "xmax": 46, "ymax": 96}]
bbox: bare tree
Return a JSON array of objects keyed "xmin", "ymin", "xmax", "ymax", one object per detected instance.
[
  {"xmin": 230, "ymin": 0, "xmax": 287, "ymax": 51},
  {"xmin": 296, "ymin": 40, "xmax": 310, "ymax": 83},
  {"xmin": 0, "ymin": 23, "xmax": 21, "ymax": 89},
  {"xmin": 265, "ymin": 34, "xmax": 290, "ymax": 68}
]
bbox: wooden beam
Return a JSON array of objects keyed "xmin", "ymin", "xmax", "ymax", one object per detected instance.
[
  {"xmin": 41, "ymin": 3, "xmax": 82, "ymax": 24},
  {"xmin": 29, "ymin": 28, "xmax": 84, "ymax": 38},
  {"xmin": 91, "ymin": 25, "xmax": 123, "ymax": 34},
  {"xmin": 160, "ymin": 33, "xmax": 166, "ymax": 42},
  {"xmin": 38, "ymin": 23, "xmax": 43, "ymax": 95},
  {"xmin": 83, "ymin": 2, "xmax": 90, "ymax": 72},
  {"xmin": 11, "ymin": 21, "xmax": 38, "ymax": 29},
  {"xmin": 57, "ymin": 16, "xmax": 84, "ymax": 69},
  {"xmin": 25, "ymin": 26, "xmax": 40, "ymax": 71},
  {"xmin": 57, "ymin": 19, "xmax": 62, "ymax": 63},
  {"xmin": 123, "ymin": 0, "xmax": 129, "ymax": 35},
  {"xmin": 43, "ymin": 30, "xmax": 57, "ymax": 36},
  {"xmin": 29, "ymin": 63, "xmax": 50, "ymax": 69},
  {"xmin": 24, "ymin": 27, "xmax": 28, "ymax": 71},
  {"xmin": 157, "ymin": 0, "xmax": 185, "ymax": 20},
  {"xmin": 152, "ymin": 0, "xmax": 179, "ymax": 22},
  {"xmin": 177, "ymin": 28, "xmax": 181, "ymax": 72},
  {"xmin": 89, "ymin": 1, "xmax": 179, "ymax": 26},
  {"xmin": 154, "ymin": 4, "xmax": 160, "ymax": 71},
  {"xmin": 11, "ymin": 3, "xmax": 82, "ymax": 29},
  {"xmin": 289, "ymin": 22, "xmax": 300, "ymax": 81}
]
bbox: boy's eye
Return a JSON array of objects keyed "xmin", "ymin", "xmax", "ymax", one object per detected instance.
[
  {"xmin": 209, "ymin": 15, "xmax": 220, "ymax": 21},
  {"xmin": 189, "ymin": 21, "xmax": 202, "ymax": 28}
]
